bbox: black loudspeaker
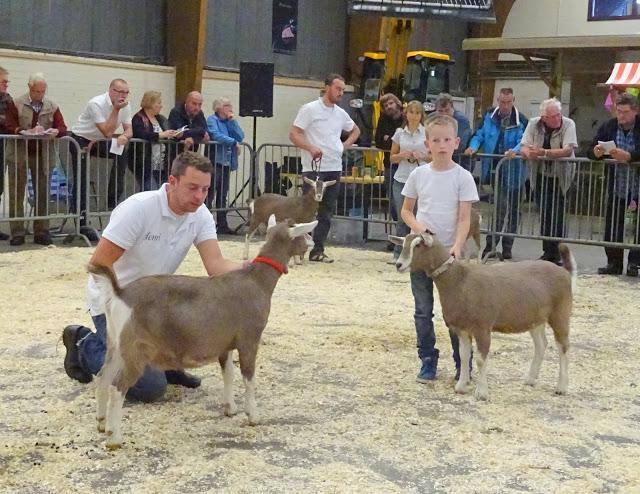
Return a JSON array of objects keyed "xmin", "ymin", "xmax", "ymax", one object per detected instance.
[{"xmin": 239, "ymin": 62, "xmax": 274, "ymax": 117}]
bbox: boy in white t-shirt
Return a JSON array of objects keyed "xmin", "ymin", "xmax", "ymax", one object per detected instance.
[{"xmin": 401, "ymin": 115, "xmax": 479, "ymax": 382}]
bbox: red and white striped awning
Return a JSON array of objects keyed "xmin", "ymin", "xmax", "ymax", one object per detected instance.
[{"xmin": 605, "ymin": 63, "xmax": 640, "ymax": 87}]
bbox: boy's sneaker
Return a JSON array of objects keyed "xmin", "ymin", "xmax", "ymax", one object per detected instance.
[
  {"xmin": 416, "ymin": 356, "xmax": 438, "ymax": 383},
  {"xmin": 62, "ymin": 325, "xmax": 92, "ymax": 384}
]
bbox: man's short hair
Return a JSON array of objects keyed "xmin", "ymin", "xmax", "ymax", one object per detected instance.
[
  {"xmin": 435, "ymin": 93, "xmax": 454, "ymax": 110},
  {"xmin": 499, "ymin": 87, "xmax": 514, "ymax": 97},
  {"xmin": 425, "ymin": 114, "xmax": 458, "ymax": 136},
  {"xmin": 28, "ymin": 72, "xmax": 46, "ymax": 86},
  {"xmin": 616, "ymin": 92, "xmax": 639, "ymax": 111},
  {"xmin": 109, "ymin": 78, "xmax": 128, "ymax": 88},
  {"xmin": 539, "ymin": 97, "xmax": 562, "ymax": 116},
  {"xmin": 324, "ymin": 73, "xmax": 345, "ymax": 86},
  {"xmin": 170, "ymin": 151, "xmax": 213, "ymax": 177}
]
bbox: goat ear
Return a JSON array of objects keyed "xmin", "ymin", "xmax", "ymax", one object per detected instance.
[
  {"xmin": 420, "ymin": 232, "xmax": 434, "ymax": 247},
  {"xmin": 302, "ymin": 176, "xmax": 316, "ymax": 186},
  {"xmin": 388, "ymin": 235, "xmax": 404, "ymax": 246},
  {"xmin": 289, "ymin": 220, "xmax": 318, "ymax": 238},
  {"xmin": 267, "ymin": 214, "xmax": 277, "ymax": 230},
  {"xmin": 323, "ymin": 180, "xmax": 337, "ymax": 188}
]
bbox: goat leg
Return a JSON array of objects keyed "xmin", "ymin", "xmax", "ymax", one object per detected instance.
[
  {"xmin": 454, "ymin": 332, "xmax": 473, "ymax": 394},
  {"xmin": 555, "ymin": 341, "xmax": 569, "ymax": 395},
  {"xmin": 525, "ymin": 325, "xmax": 547, "ymax": 386},
  {"xmin": 219, "ymin": 351, "xmax": 238, "ymax": 416}
]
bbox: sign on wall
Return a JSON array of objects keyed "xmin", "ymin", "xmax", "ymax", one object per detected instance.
[{"xmin": 272, "ymin": 0, "xmax": 298, "ymax": 54}]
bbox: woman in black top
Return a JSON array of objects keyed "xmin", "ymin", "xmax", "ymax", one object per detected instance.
[{"xmin": 131, "ymin": 91, "xmax": 180, "ymax": 190}]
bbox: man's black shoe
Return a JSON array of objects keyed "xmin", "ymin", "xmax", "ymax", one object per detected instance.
[
  {"xmin": 165, "ymin": 370, "xmax": 201, "ymax": 388},
  {"xmin": 34, "ymin": 232, "xmax": 53, "ymax": 246},
  {"xmin": 597, "ymin": 263, "xmax": 623, "ymax": 275},
  {"xmin": 62, "ymin": 325, "xmax": 92, "ymax": 384},
  {"xmin": 502, "ymin": 249, "xmax": 513, "ymax": 260},
  {"xmin": 80, "ymin": 226, "xmax": 99, "ymax": 242},
  {"xmin": 0, "ymin": 231, "xmax": 9, "ymax": 241},
  {"xmin": 539, "ymin": 254, "xmax": 562, "ymax": 266},
  {"xmin": 481, "ymin": 246, "xmax": 496, "ymax": 260},
  {"xmin": 9, "ymin": 235, "xmax": 25, "ymax": 246},
  {"xmin": 627, "ymin": 263, "xmax": 639, "ymax": 277}
]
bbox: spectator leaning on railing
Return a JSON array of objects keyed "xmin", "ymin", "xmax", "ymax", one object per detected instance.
[
  {"xmin": 588, "ymin": 92, "xmax": 640, "ymax": 277},
  {"xmin": 464, "ymin": 87, "xmax": 528, "ymax": 260},
  {"xmin": 131, "ymin": 90, "xmax": 180, "ymax": 191},
  {"xmin": 206, "ymin": 97, "xmax": 245, "ymax": 235},
  {"xmin": 0, "ymin": 66, "xmax": 15, "ymax": 241},
  {"xmin": 520, "ymin": 98, "xmax": 577, "ymax": 266},
  {"xmin": 4, "ymin": 72, "xmax": 67, "ymax": 246},
  {"xmin": 68, "ymin": 78, "xmax": 134, "ymax": 242}
]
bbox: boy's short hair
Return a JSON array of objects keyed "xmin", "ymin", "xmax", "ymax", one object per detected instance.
[{"xmin": 425, "ymin": 114, "xmax": 458, "ymax": 136}]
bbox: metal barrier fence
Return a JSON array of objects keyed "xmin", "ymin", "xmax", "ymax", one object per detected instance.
[
  {"xmin": 79, "ymin": 138, "xmax": 254, "ymax": 234},
  {"xmin": 491, "ymin": 155, "xmax": 640, "ymax": 251},
  {"xmin": 1, "ymin": 134, "xmax": 638, "ymax": 253},
  {"xmin": 0, "ymin": 135, "xmax": 82, "ymax": 243}
]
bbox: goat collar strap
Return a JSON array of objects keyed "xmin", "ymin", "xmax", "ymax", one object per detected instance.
[
  {"xmin": 430, "ymin": 256, "xmax": 455, "ymax": 278},
  {"xmin": 252, "ymin": 256, "xmax": 288, "ymax": 275}
]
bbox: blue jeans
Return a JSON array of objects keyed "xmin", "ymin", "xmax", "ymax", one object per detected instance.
[
  {"xmin": 78, "ymin": 314, "xmax": 167, "ymax": 402},
  {"xmin": 410, "ymin": 270, "xmax": 460, "ymax": 364}
]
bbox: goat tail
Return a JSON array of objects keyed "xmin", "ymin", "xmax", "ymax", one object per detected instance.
[
  {"xmin": 558, "ymin": 244, "xmax": 577, "ymax": 294},
  {"xmin": 87, "ymin": 263, "xmax": 123, "ymax": 297}
]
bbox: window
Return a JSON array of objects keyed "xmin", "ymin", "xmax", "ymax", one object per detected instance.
[{"xmin": 588, "ymin": 0, "xmax": 640, "ymax": 21}]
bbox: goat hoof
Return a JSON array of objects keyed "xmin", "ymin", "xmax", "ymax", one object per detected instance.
[
  {"xmin": 105, "ymin": 440, "xmax": 123, "ymax": 450},
  {"xmin": 97, "ymin": 419, "xmax": 106, "ymax": 433},
  {"xmin": 474, "ymin": 388, "xmax": 489, "ymax": 401},
  {"xmin": 246, "ymin": 414, "xmax": 259, "ymax": 426},
  {"xmin": 223, "ymin": 402, "xmax": 238, "ymax": 416},
  {"xmin": 524, "ymin": 378, "xmax": 536, "ymax": 387},
  {"xmin": 555, "ymin": 388, "xmax": 567, "ymax": 396},
  {"xmin": 454, "ymin": 382, "xmax": 470, "ymax": 394}
]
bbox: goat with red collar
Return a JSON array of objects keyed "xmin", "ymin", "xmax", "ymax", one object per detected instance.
[{"xmin": 88, "ymin": 214, "xmax": 316, "ymax": 449}]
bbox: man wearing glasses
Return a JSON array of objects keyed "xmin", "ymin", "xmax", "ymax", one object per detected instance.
[{"xmin": 68, "ymin": 79, "xmax": 133, "ymax": 242}]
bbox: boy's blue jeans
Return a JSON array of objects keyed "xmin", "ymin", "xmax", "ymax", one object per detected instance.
[
  {"xmin": 77, "ymin": 314, "xmax": 167, "ymax": 402},
  {"xmin": 410, "ymin": 270, "xmax": 461, "ymax": 366}
]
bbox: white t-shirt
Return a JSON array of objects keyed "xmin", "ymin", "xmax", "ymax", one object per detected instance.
[
  {"xmin": 402, "ymin": 163, "xmax": 479, "ymax": 247},
  {"xmin": 86, "ymin": 184, "xmax": 217, "ymax": 315},
  {"xmin": 391, "ymin": 125, "xmax": 428, "ymax": 183},
  {"xmin": 72, "ymin": 92, "xmax": 132, "ymax": 140},
  {"xmin": 293, "ymin": 98, "xmax": 356, "ymax": 172}
]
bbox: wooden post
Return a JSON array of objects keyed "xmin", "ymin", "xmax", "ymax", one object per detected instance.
[{"xmin": 166, "ymin": 0, "xmax": 208, "ymax": 103}]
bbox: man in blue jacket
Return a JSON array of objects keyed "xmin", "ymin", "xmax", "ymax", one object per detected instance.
[
  {"xmin": 207, "ymin": 97, "xmax": 245, "ymax": 234},
  {"xmin": 464, "ymin": 88, "xmax": 528, "ymax": 259}
]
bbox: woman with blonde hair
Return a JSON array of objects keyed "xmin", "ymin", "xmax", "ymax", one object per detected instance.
[
  {"xmin": 388, "ymin": 100, "xmax": 429, "ymax": 261},
  {"xmin": 131, "ymin": 90, "xmax": 179, "ymax": 190}
]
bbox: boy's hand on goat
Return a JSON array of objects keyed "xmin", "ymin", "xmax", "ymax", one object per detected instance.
[{"xmin": 449, "ymin": 244, "xmax": 463, "ymax": 260}]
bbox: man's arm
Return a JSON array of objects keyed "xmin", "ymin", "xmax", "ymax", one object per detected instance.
[
  {"xmin": 196, "ymin": 239, "xmax": 246, "ymax": 276},
  {"xmin": 451, "ymin": 201, "xmax": 472, "ymax": 259},
  {"xmin": 94, "ymin": 103, "xmax": 126, "ymax": 138},
  {"xmin": 89, "ymin": 237, "xmax": 126, "ymax": 268},
  {"xmin": 342, "ymin": 124, "xmax": 361, "ymax": 150},
  {"xmin": 289, "ymin": 125, "xmax": 322, "ymax": 159}
]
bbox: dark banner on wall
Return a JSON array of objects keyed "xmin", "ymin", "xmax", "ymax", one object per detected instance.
[{"xmin": 272, "ymin": 0, "xmax": 298, "ymax": 54}]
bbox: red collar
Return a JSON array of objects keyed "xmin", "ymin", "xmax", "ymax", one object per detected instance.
[{"xmin": 252, "ymin": 256, "xmax": 288, "ymax": 275}]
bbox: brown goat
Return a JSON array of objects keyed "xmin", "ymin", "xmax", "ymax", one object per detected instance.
[
  {"xmin": 243, "ymin": 176, "xmax": 335, "ymax": 260},
  {"xmin": 89, "ymin": 215, "xmax": 317, "ymax": 449},
  {"xmin": 390, "ymin": 232, "xmax": 575, "ymax": 400}
]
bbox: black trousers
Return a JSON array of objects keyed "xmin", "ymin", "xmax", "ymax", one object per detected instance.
[
  {"xmin": 68, "ymin": 134, "xmax": 129, "ymax": 225},
  {"xmin": 207, "ymin": 163, "xmax": 231, "ymax": 228},
  {"xmin": 536, "ymin": 174, "xmax": 565, "ymax": 258},
  {"xmin": 603, "ymin": 193, "xmax": 640, "ymax": 267}
]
